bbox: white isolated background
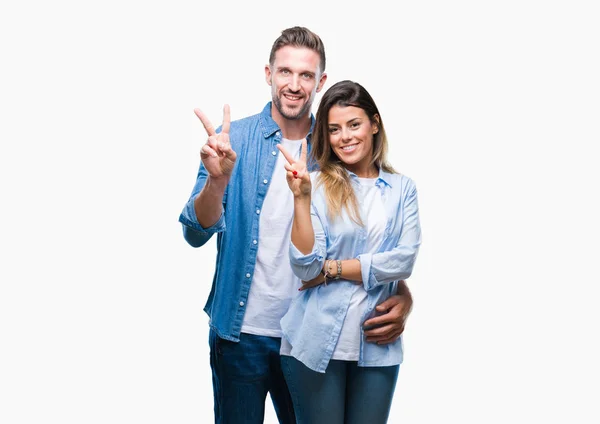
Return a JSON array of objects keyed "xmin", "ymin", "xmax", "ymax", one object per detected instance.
[{"xmin": 1, "ymin": 0, "xmax": 599, "ymax": 423}]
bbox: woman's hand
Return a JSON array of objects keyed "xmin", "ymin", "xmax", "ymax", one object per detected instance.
[
  {"xmin": 299, "ymin": 272, "xmax": 326, "ymax": 291},
  {"xmin": 277, "ymin": 139, "xmax": 311, "ymax": 197}
]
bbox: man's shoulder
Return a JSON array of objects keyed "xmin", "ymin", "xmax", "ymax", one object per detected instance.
[
  {"xmin": 228, "ymin": 111, "xmax": 262, "ymax": 132},
  {"xmin": 228, "ymin": 103, "xmax": 276, "ymax": 139},
  {"xmin": 231, "ymin": 110, "xmax": 262, "ymax": 125}
]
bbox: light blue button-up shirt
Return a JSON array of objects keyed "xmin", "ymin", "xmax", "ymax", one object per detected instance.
[
  {"xmin": 281, "ymin": 170, "xmax": 421, "ymax": 372},
  {"xmin": 179, "ymin": 102, "xmax": 315, "ymax": 342}
]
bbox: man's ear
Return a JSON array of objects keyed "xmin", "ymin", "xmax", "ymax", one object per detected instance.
[
  {"xmin": 265, "ymin": 65, "xmax": 272, "ymax": 86},
  {"xmin": 316, "ymin": 72, "xmax": 328, "ymax": 93}
]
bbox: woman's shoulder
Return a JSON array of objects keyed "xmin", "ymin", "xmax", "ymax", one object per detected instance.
[{"xmin": 381, "ymin": 170, "xmax": 416, "ymax": 189}]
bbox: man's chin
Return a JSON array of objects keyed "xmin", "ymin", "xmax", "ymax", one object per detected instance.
[{"xmin": 280, "ymin": 104, "xmax": 308, "ymax": 121}]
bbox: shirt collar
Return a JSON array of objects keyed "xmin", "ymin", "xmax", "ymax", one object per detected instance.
[{"xmin": 347, "ymin": 168, "xmax": 393, "ymax": 188}]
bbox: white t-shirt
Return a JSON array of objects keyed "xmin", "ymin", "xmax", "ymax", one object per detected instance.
[
  {"xmin": 241, "ymin": 138, "xmax": 304, "ymax": 337},
  {"xmin": 331, "ymin": 177, "xmax": 386, "ymax": 360}
]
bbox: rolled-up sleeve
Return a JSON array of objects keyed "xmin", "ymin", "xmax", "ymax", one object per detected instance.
[
  {"xmin": 289, "ymin": 205, "xmax": 327, "ymax": 281},
  {"xmin": 358, "ymin": 182, "xmax": 421, "ymax": 291},
  {"xmin": 178, "ymin": 162, "xmax": 227, "ymax": 248}
]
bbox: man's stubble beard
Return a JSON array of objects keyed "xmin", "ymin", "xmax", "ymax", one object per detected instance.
[{"xmin": 272, "ymin": 91, "xmax": 314, "ymax": 121}]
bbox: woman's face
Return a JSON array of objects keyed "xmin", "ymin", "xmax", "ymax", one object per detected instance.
[{"xmin": 327, "ymin": 105, "xmax": 378, "ymax": 177}]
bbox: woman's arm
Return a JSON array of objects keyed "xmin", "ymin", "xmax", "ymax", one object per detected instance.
[
  {"xmin": 278, "ymin": 140, "xmax": 326, "ymax": 281},
  {"xmin": 357, "ymin": 181, "xmax": 421, "ymax": 291},
  {"xmin": 315, "ymin": 181, "xmax": 421, "ymax": 290}
]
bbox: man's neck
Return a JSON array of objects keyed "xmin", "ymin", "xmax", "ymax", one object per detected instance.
[{"xmin": 271, "ymin": 107, "xmax": 312, "ymax": 140}]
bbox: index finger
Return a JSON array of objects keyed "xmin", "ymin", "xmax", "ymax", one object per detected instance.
[
  {"xmin": 363, "ymin": 323, "xmax": 395, "ymax": 336},
  {"xmin": 194, "ymin": 108, "xmax": 217, "ymax": 137},
  {"xmin": 363, "ymin": 314, "xmax": 394, "ymax": 329},
  {"xmin": 220, "ymin": 104, "xmax": 231, "ymax": 134},
  {"xmin": 276, "ymin": 143, "xmax": 296, "ymax": 165}
]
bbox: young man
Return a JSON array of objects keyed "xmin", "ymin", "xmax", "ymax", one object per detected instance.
[{"xmin": 179, "ymin": 26, "xmax": 413, "ymax": 424}]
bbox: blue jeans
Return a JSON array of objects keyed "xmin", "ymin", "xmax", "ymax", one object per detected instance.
[
  {"xmin": 281, "ymin": 355, "xmax": 399, "ymax": 424},
  {"xmin": 209, "ymin": 329, "xmax": 296, "ymax": 424}
]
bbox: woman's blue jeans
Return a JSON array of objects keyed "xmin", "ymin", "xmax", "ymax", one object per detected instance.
[{"xmin": 281, "ymin": 354, "xmax": 399, "ymax": 424}]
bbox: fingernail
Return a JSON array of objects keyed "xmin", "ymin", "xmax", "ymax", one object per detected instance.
[{"xmin": 292, "ymin": 171, "xmax": 298, "ymax": 176}]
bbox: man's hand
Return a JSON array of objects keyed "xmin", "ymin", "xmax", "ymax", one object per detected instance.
[
  {"xmin": 195, "ymin": 105, "xmax": 237, "ymax": 180},
  {"xmin": 363, "ymin": 282, "xmax": 413, "ymax": 345}
]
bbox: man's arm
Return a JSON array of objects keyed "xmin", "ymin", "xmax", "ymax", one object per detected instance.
[
  {"xmin": 179, "ymin": 105, "xmax": 237, "ymax": 247},
  {"xmin": 179, "ymin": 166, "xmax": 227, "ymax": 248},
  {"xmin": 193, "ymin": 177, "xmax": 228, "ymax": 228},
  {"xmin": 362, "ymin": 280, "xmax": 413, "ymax": 345}
]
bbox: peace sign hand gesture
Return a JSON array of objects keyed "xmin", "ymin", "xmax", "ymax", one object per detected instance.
[
  {"xmin": 194, "ymin": 104, "xmax": 237, "ymax": 180},
  {"xmin": 277, "ymin": 139, "xmax": 311, "ymax": 198}
]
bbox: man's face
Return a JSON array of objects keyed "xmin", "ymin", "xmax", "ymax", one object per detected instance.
[{"xmin": 265, "ymin": 46, "xmax": 327, "ymax": 121}]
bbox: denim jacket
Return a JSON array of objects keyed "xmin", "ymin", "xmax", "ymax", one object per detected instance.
[
  {"xmin": 281, "ymin": 171, "xmax": 421, "ymax": 372},
  {"xmin": 179, "ymin": 102, "xmax": 314, "ymax": 342}
]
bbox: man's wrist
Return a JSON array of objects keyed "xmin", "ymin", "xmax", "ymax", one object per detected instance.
[{"xmin": 206, "ymin": 175, "xmax": 229, "ymax": 193}]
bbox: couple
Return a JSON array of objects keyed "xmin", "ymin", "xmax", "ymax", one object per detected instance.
[{"xmin": 179, "ymin": 26, "xmax": 421, "ymax": 424}]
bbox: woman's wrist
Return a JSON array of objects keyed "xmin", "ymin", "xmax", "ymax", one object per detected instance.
[
  {"xmin": 323, "ymin": 259, "xmax": 342, "ymax": 280},
  {"xmin": 293, "ymin": 194, "xmax": 311, "ymax": 209}
]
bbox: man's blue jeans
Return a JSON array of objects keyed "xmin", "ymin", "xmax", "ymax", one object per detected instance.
[
  {"xmin": 281, "ymin": 355, "xmax": 399, "ymax": 424},
  {"xmin": 209, "ymin": 329, "xmax": 296, "ymax": 424}
]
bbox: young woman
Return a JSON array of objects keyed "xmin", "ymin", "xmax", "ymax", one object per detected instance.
[{"xmin": 277, "ymin": 80, "xmax": 422, "ymax": 423}]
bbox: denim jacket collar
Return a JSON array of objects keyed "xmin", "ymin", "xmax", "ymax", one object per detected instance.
[{"xmin": 259, "ymin": 102, "xmax": 316, "ymax": 140}]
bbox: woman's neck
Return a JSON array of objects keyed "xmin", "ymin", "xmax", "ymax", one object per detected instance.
[{"xmin": 347, "ymin": 165, "xmax": 378, "ymax": 179}]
